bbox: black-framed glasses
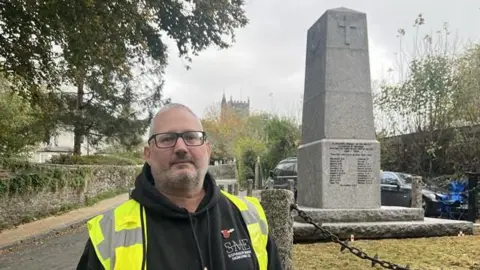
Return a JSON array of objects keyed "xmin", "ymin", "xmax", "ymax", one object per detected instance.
[{"xmin": 148, "ymin": 131, "xmax": 207, "ymax": 149}]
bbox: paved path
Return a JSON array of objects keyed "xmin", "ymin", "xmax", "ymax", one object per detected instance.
[
  {"xmin": 0, "ymin": 193, "xmax": 129, "ymax": 270},
  {"xmin": 0, "ymin": 193, "xmax": 128, "ymax": 249},
  {"xmin": 0, "ymin": 226, "xmax": 88, "ymax": 270}
]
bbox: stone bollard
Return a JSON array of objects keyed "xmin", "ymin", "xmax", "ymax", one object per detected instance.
[
  {"xmin": 268, "ymin": 179, "xmax": 274, "ymax": 189},
  {"xmin": 287, "ymin": 179, "xmax": 295, "ymax": 193},
  {"xmin": 260, "ymin": 189, "xmax": 294, "ymax": 270},
  {"xmin": 255, "ymin": 156, "xmax": 261, "ymax": 189},
  {"xmin": 234, "ymin": 183, "xmax": 239, "ymax": 195},
  {"xmin": 247, "ymin": 179, "xmax": 253, "ymax": 196},
  {"xmin": 411, "ymin": 176, "xmax": 423, "ymax": 208},
  {"xmin": 288, "ymin": 179, "xmax": 296, "ymax": 201},
  {"xmin": 227, "ymin": 184, "xmax": 233, "ymax": 194}
]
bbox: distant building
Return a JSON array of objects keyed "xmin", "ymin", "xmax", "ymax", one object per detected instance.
[
  {"xmin": 29, "ymin": 126, "xmax": 99, "ymax": 163},
  {"xmin": 220, "ymin": 93, "xmax": 250, "ymax": 120}
]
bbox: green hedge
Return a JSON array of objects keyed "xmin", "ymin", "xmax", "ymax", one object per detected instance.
[
  {"xmin": 0, "ymin": 158, "xmax": 139, "ymax": 230},
  {"xmin": 48, "ymin": 154, "xmax": 143, "ymax": 165},
  {"xmin": 0, "ymin": 158, "xmax": 89, "ymax": 197}
]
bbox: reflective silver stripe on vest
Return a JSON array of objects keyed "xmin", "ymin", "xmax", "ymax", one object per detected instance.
[
  {"xmin": 96, "ymin": 212, "xmax": 143, "ymax": 270},
  {"xmin": 239, "ymin": 197, "xmax": 268, "ymax": 235}
]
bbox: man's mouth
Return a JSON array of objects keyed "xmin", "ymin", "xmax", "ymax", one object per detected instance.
[{"xmin": 171, "ymin": 161, "xmax": 192, "ymax": 167}]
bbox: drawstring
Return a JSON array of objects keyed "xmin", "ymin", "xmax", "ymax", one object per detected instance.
[
  {"xmin": 207, "ymin": 208, "xmax": 213, "ymax": 269},
  {"xmin": 188, "ymin": 213, "xmax": 207, "ymax": 270}
]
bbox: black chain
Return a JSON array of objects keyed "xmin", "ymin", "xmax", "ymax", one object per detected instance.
[
  {"xmin": 458, "ymin": 185, "xmax": 480, "ymax": 195},
  {"xmin": 291, "ymin": 204, "xmax": 411, "ymax": 270},
  {"xmin": 429, "ymin": 181, "xmax": 480, "ymax": 196}
]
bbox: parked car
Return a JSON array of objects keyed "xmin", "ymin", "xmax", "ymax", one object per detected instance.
[
  {"xmin": 266, "ymin": 158, "xmax": 445, "ymax": 216},
  {"xmin": 265, "ymin": 157, "xmax": 298, "ymax": 200},
  {"xmin": 380, "ymin": 171, "xmax": 445, "ymax": 216}
]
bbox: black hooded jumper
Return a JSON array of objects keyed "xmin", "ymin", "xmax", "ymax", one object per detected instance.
[{"xmin": 76, "ymin": 164, "xmax": 283, "ymax": 270}]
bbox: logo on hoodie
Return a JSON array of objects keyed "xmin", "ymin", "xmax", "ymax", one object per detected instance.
[
  {"xmin": 223, "ymin": 237, "xmax": 252, "ymax": 262},
  {"xmin": 221, "ymin": 228, "xmax": 235, "ymax": 239},
  {"xmin": 222, "ymin": 228, "xmax": 252, "ymax": 262}
]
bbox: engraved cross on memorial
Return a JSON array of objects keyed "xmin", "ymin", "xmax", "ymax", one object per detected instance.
[
  {"xmin": 297, "ymin": 7, "xmax": 381, "ymax": 209},
  {"xmin": 337, "ymin": 15, "xmax": 357, "ymax": 45}
]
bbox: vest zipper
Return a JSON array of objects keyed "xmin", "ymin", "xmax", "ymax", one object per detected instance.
[{"xmin": 140, "ymin": 205, "xmax": 147, "ymax": 270}]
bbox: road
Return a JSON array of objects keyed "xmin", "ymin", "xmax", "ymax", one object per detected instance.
[{"xmin": 0, "ymin": 226, "xmax": 88, "ymax": 270}]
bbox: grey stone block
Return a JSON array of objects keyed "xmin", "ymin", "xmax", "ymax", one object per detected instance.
[
  {"xmin": 294, "ymin": 218, "xmax": 474, "ymax": 242},
  {"xmin": 302, "ymin": 8, "xmax": 374, "ymax": 142},
  {"xmin": 297, "ymin": 139, "xmax": 381, "ymax": 209},
  {"xmin": 294, "ymin": 206, "xmax": 424, "ymax": 223},
  {"xmin": 260, "ymin": 189, "xmax": 294, "ymax": 270},
  {"xmin": 208, "ymin": 164, "xmax": 236, "ymax": 179}
]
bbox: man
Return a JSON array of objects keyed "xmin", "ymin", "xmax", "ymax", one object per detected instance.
[{"xmin": 76, "ymin": 103, "xmax": 283, "ymax": 270}]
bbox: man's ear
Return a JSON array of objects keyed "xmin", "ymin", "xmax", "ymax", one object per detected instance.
[
  {"xmin": 205, "ymin": 141, "xmax": 212, "ymax": 157},
  {"xmin": 143, "ymin": 145, "xmax": 151, "ymax": 161}
]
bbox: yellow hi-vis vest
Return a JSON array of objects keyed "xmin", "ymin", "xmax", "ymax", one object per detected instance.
[{"xmin": 86, "ymin": 190, "xmax": 269, "ymax": 270}]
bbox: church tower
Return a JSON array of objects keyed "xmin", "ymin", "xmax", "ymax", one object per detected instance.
[
  {"xmin": 220, "ymin": 93, "xmax": 250, "ymax": 121},
  {"xmin": 220, "ymin": 92, "xmax": 227, "ymax": 121}
]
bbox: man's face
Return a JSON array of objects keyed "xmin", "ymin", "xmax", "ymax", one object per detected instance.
[{"xmin": 144, "ymin": 107, "xmax": 211, "ymax": 192}]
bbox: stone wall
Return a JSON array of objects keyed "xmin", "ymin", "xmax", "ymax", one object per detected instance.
[
  {"xmin": 0, "ymin": 162, "xmax": 236, "ymax": 231},
  {"xmin": 0, "ymin": 163, "xmax": 141, "ymax": 231},
  {"xmin": 207, "ymin": 164, "xmax": 236, "ymax": 180}
]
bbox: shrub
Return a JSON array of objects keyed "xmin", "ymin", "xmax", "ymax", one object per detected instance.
[
  {"xmin": 48, "ymin": 154, "xmax": 142, "ymax": 165},
  {"xmin": 0, "ymin": 158, "xmax": 89, "ymax": 196}
]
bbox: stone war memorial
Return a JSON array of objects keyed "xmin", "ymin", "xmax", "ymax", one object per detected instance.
[{"xmin": 294, "ymin": 7, "xmax": 473, "ymax": 241}]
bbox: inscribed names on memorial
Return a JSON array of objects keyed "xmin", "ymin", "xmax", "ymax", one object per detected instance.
[{"xmin": 328, "ymin": 142, "xmax": 374, "ymax": 186}]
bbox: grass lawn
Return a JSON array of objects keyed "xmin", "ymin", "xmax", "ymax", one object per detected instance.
[{"xmin": 293, "ymin": 236, "xmax": 480, "ymax": 270}]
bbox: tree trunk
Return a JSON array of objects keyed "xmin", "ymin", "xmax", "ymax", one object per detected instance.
[{"xmin": 73, "ymin": 80, "xmax": 85, "ymax": 156}]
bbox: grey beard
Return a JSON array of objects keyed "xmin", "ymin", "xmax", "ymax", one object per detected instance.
[
  {"xmin": 167, "ymin": 171, "xmax": 200, "ymax": 190},
  {"xmin": 154, "ymin": 169, "xmax": 203, "ymax": 192}
]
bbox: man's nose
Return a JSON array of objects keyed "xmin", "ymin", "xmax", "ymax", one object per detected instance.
[{"xmin": 173, "ymin": 137, "xmax": 188, "ymax": 152}]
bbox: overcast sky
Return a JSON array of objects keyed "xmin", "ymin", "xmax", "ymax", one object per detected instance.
[{"xmin": 160, "ymin": 0, "xmax": 480, "ymax": 123}]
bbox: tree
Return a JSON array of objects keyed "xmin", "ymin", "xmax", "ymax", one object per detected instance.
[
  {"xmin": 202, "ymin": 103, "xmax": 245, "ymax": 162},
  {"xmin": 1, "ymin": 0, "xmax": 249, "ymax": 155},
  {"xmin": 375, "ymin": 15, "xmax": 462, "ymax": 176},
  {"xmin": 261, "ymin": 115, "xmax": 300, "ymax": 175},
  {"xmin": 202, "ymin": 100, "xmax": 302, "ymax": 184},
  {"xmin": 453, "ymin": 44, "xmax": 480, "ymax": 126},
  {"xmin": 376, "ymin": 16, "xmax": 459, "ymax": 135},
  {"xmin": 0, "ymin": 75, "xmax": 45, "ymax": 157},
  {"xmin": 0, "ymin": 1, "xmax": 60, "ymax": 97},
  {"xmin": 446, "ymin": 44, "xmax": 480, "ymax": 172},
  {"xmin": 244, "ymin": 112, "xmax": 272, "ymax": 141},
  {"xmin": 234, "ymin": 136, "xmax": 266, "ymax": 185},
  {"xmin": 375, "ymin": 14, "xmax": 480, "ymax": 176}
]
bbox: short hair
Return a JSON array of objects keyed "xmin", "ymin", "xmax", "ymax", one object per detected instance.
[{"xmin": 148, "ymin": 103, "xmax": 200, "ymax": 138}]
